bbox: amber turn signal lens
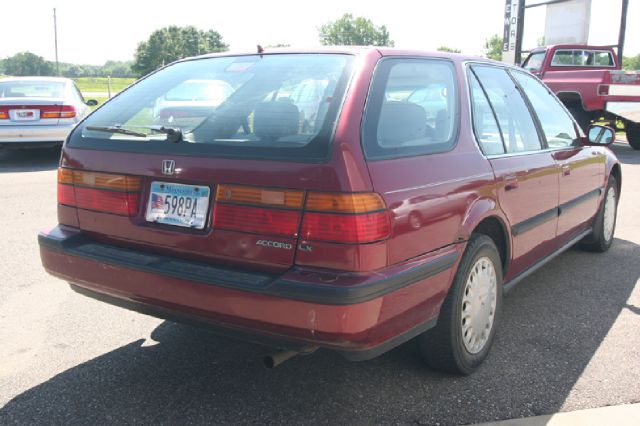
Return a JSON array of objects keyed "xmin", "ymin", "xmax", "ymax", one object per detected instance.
[
  {"xmin": 216, "ymin": 184, "xmax": 304, "ymax": 209},
  {"xmin": 58, "ymin": 168, "xmax": 141, "ymax": 192},
  {"xmin": 305, "ymin": 192, "xmax": 386, "ymax": 213}
]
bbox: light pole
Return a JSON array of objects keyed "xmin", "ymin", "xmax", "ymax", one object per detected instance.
[{"xmin": 53, "ymin": 8, "xmax": 59, "ymax": 76}]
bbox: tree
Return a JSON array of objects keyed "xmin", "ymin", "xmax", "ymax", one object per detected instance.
[
  {"xmin": 319, "ymin": 13, "xmax": 394, "ymax": 47},
  {"xmin": 437, "ymin": 46, "xmax": 461, "ymax": 53},
  {"xmin": 622, "ymin": 54, "xmax": 640, "ymax": 71},
  {"xmin": 132, "ymin": 26, "xmax": 228, "ymax": 76},
  {"xmin": 3, "ymin": 52, "xmax": 54, "ymax": 76},
  {"xmin": 483, "ymin": 34, "xmax": 502, "ymax": 61}
]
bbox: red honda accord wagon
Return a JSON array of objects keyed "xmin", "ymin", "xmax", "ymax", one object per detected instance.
[{"xmin": 39, "ymin": 47, "xmax": 621, "ymax": 374}]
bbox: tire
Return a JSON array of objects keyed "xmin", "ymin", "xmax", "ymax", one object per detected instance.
[
  {"xmin": 567, "ymin": 105, "xmax": 594, "ymax": 134},
  {"xmin": 626, "ymin": 122, "xmax": 640, "ymax": 150},
  {"xmin": 418, "ymin": 234, "xmax": 503, "ymax": 375},
  {"xmin": 580, "ymin": 176, "xmax": 618, "ymax": 252}
]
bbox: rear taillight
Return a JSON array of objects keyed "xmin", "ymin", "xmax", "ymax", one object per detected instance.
[
  {"xmin": 598, "ymin": 84, "xmax": 610, "ymax": 96},
  {"xmin": 301, "ymin": 193, "xmax": 390, "ymax": 243},
  {"xmin": 42, "ymin": 105, "xmax": 77, "ymax": 119},
  {"xmin": 57, "ymin": 168, "xmax": 141, "ymax": 216},
  {"xmin": 0, "ymin": 106, "xmax": 8, "ymax": 119},
  {"xmin": 212, "ymin": 185, "xmax": 390, "ymax": 244},
  {"xmin": 213, "ymin": 184, "xmax": 304, "ymax": 237}
]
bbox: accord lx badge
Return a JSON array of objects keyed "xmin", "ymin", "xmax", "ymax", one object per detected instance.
[
  {"xmin": 162, "ymin": 160, "xmax": 176, "ymax": 175},
  {"xmin": 256, "ymin": 240, "xmax": 292, "ymax": 250}
]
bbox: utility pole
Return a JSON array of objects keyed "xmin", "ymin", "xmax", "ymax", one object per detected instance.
[
  {"xmin": 618, "ymin": 0, "xmax": 629, "ymax": 60},
  {"xmin": 53, "ymin": 8, "xmax": 59, "ymax": 76}
]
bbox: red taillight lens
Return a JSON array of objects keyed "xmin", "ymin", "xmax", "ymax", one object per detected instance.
[
  {"xmin": 213, "ymin": 204, "xmax": 301, "ymax": 236},
  {"xmin": 57, "ymin": 168, "xmax": 140, "ymax": 216},
  {"xmin": 74, "ymin": 187, "xmax": 140, "ymax": 216},
  {"xmin": 301, "ymin": 211, "xmax": 390, "ymax": 244},
  {"xmin": 42, "ymin": 105, "xmax": 76, "ymax": 119},
  {"xmin": 0, "ymin": 106, "xmax": 8, "ymax": 119}
]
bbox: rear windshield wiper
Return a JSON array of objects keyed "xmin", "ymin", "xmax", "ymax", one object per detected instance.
[
  {"xmin": 85, "ymin": 125, "xmax": 147, "ymax": 138},
  {"xmin": 146, "ymin": 125, "xmax": 183, "ymax": 143}
]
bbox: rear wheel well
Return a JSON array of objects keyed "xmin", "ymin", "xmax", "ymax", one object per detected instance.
[
  {"xmin": 471, "ymin": 217, "xmax": 509, "ymax": 275},
  {"xmin": 610, "ymin": 164, "xmax": 621, "ymax": 196}
]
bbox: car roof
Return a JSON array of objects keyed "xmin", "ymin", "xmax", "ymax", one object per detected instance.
[{"xmin": 190, "ymin": 46, "xmax": 495, "ymax": 65}]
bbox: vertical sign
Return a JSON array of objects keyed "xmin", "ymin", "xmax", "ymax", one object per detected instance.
[{"xmin": 502, "ymin": 0, "xmax": 519, "ymax": 64}]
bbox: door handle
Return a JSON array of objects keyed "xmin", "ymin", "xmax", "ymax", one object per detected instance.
[
  {"xmin": 504, "ymin": 175, "xmax": 519, "ymax": 191},
  {"xmin": 562, "ymin": 164, "xmax": 571, "ymax": 176}
]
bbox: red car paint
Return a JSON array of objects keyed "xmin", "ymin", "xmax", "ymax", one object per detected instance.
[{"xmin": 39, "ymin": 47, "xmax": 620, "ymax": 360}]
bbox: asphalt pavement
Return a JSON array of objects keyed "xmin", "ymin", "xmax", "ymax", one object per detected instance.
[{"xmin": 0, "ymin": 143, "xmax": 639, "ymax": 426}]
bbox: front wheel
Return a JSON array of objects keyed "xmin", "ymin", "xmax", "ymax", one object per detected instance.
[
  {"xmin": 418, "ymin": 234, "xmax": 503, "ymax": 375},
  {"xmin": 581, "ymin": 176, "xmax": 618, "ymax": 252},
  {"xmin": 626, "ymin": 122, "xmax": 640, "ymax": 150}
]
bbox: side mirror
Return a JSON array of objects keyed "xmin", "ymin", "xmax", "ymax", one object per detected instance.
[
  {"xmin": 86, "ymin": 99, "xmax": 99, "ymax": 107},
  {"xmin": 583, "ymin": 124, "xmax": 615, "ymax": 146}
]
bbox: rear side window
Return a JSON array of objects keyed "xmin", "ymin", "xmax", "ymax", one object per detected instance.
[
  {"xmin": 71, "ymin": 54, "xmax": 354, "ymax": 162},
  {"xmin": 362, "ymin": 58, "xmax": 458, "ymax": 160},
  {"xmin": 469, "ymin": 65, "xmax": 542, "ymax": 154}
]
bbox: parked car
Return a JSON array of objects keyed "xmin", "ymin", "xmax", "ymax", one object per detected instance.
[
  {"xmin": 0, "ymin": 77, "xmax": 97, "ymax": 149},
  {"xmin": 39, "ymin": 48, "xmax": 620, "ymax": 374},
  {"xmin": 522, "ymin": 44, "xmax": 640, "ymax": 149}
]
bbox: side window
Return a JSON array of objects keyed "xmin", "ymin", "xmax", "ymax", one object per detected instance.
[
  {"xmin": 469, "ymin": 73, "xmax": 505, "ymax": 155},
  {"xmin": 362, "ymin": 58, "xmax": 457, "ymax": 160},
  {"xmin": 594, "ymin": 51, "xmax": 614, "ymax": 66},
  {"xmin": 512, "ymin": 71, "xmax": 578, "ymax": 148},
  {"xmin": 471, "ymin": 66, "xmax": 542, "ymax": 154}
]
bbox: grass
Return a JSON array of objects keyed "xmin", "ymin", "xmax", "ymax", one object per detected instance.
[{"xmin": 74, "ymin": 77, "xmax": 136, "ymax": 93}]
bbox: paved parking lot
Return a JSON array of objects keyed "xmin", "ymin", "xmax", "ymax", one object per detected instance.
[{"xmin": 1, "ymin": 144, "xmax": 639, "ymax": 426}]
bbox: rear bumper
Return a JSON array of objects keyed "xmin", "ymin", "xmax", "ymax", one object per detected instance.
[
  {"xmin": 39, "ymin": 225, "xmax": 460, "ymax": 359},
  {"xmin": 605, "ymin": 101, "xmax": 640, "ymax": 123},
  {"xmin": 0, "ymin": 124, "xmax": 75, "ymax": 145}
]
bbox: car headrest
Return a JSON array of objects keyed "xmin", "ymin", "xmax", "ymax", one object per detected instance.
[
  {"xmin": 378, "ymin": 102, "xmax": 427, "ymax": 147},
  {"xmin": 254, "ymin": 100, "xmax": 300, "ymax": 140}
]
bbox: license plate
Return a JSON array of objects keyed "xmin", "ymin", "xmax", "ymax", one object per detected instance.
[
  {"xmin": 11, "ymin": 109, "xmax": 39, "ymax": 121},
  {"xmin": 145, "ymin": 182, "xmax": 210, "ymax": 229}
]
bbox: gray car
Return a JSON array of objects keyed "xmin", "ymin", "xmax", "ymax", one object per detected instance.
[{"xmin": 0, "ymin": 77, "xmax": 96, "ymax": 149}]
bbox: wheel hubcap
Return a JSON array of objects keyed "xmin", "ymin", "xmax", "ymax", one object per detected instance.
[
  {"xmin": 603, "ymin": 186, "xmax": 616, "ymax": 242},
  {"xmin": 461, "ymin": 257, "xmax": 497, "ymax": 354}
]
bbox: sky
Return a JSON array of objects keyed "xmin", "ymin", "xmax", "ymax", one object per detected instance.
[{"xmin": 1, "ymin": 0, "xmax": 638, "ymax": 66}]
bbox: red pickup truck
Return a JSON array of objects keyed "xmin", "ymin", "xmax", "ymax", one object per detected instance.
[{"xmin": 522, "ymin": 44, "xmax": 640, "ymax": 150}]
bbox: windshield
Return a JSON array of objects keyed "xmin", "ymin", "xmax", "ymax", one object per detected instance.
[
  {"xmin": 0, "ymin": 81, "xmax": 67, "ymax": 98},
  {"xmin": 73, "ymin": 54, "xmax": 354, "ymax": 161},
  {"xmin": 522, "ymin": 52, "xmax": 546, "ymax": 72}
]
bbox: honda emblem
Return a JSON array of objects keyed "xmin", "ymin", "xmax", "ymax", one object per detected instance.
[{"xmin": 162, "ymin": 160, "xmax": 175, "ymax": 175}]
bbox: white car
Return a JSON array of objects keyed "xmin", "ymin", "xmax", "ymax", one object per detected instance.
[{"xmin": 0, "ymin": 76, "xmax": 96, "ymax": 149}]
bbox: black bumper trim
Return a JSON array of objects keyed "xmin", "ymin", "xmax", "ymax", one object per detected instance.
[{"xmin": 40, "ymin": 231, "xmax": 458, "ymax": 305}]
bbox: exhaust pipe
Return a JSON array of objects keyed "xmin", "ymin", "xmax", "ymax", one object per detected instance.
[{"xmin": 263, "ymin": 346, "xmax": 318, "ymax": 368}]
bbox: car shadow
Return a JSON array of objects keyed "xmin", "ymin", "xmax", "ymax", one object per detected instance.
[
  {"xmin": 1, "ymin": 238, "xmax": 639, "ymax": 426},
  {"xmin": 612, "ymin": 141, "xmax": 640, "ymax": 165},
  {"xmin": 0, "ymin": 147, "xmax": 60, "ymax": 173}
]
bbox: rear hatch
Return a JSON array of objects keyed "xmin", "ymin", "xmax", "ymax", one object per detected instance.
[
  {"xmin": 58, "ymin": 52, "xmax": 384, "ymax": 273},
  {"xmin": 0, "ymin": 97, "xmax": 66, "ymax": 127}
]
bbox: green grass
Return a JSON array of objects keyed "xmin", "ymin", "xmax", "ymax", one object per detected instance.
[
  {"xmin": 74, "ymin": 77, "xmax": 136, "ymax": 93},
  {"xmin": 86, "ymin": 95, "xmax": 109, "ymax": 110}
]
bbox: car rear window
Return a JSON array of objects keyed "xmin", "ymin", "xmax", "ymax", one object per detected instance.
[
  {"xmin": 0, "ymin": 81, "xmax": 66, "ymax": 98},
  {"xmin": 70, "ymin": 54, "xmax": 354, "ymax": 162},
  {"xmin": 361, "ymin": 58, "xmax": 458, "ymax": 160}
]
